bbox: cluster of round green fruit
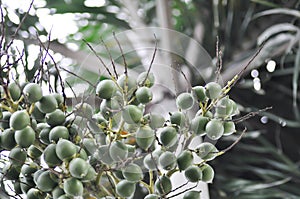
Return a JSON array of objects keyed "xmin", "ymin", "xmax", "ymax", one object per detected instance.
[{"xmin": 0, "ymin": 71, "xmax": 240, "ymax": 199}]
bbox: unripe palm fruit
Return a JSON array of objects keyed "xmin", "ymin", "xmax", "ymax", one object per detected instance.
[
  {"xmin": 205, "ymin": 119, "xmax": 224, "ymax": 140},
  {"xmin": 136, "ymin": 125, "xmax": 155, "ymax": 150},
  {"xmin": 56, "ymin": 139, "xmax": 77, "ymax": 161},
  {"xmin": 0, "ymin": 111, "xmax": 11, "ymax": 129},
  {"xmin": 39, "ymin": 127, "xmax": 51, "ymax": 144},
  {"xmin": 137, "ymin": 72, "xmax": 155, "ymax": 87},
  {"xmin": 195, "ymin": 142, "xmax": 218, "ymax": 161},
  {"xmin": 63, "ymin": 177, "xmax": 83, "ymax": 197},
  {"xmin": 46, "ymin": 109, "xmax": 66, "ymax": 126},
  {"xmin": 100, "ymin": 98, "xmax": 121, "ymax": 119},
  {"xmin": 176, "ymin": 92, "xmax": 194, "ymax": 110},
  {"xmin": 2, "ymin": 163, "xmax": 21, "ymax": 180},
  {"xmin": 190, "ymin": 116, "xmax": 209, "ymax": 136},
  {"xmin": 159, "ymin": 151, "xmax": 177, "ymax": 170},
  {"xmin": 155, "ymin": 175, "xmax": 172, "ymax": 195},
  {"xmin": 21, "ymin": 162, "xmax": 38, "ymax": 178},
  {"xmin": 0, "ymin": 128, "xmax": 16, "ymax": 150},
  {"xmin": 109, "ymin": 141, "xmax": 128, "ymax": 162},
  {"xmin": 116, "ymin": 180, "xmax": 136, "ymax": 198},
  {"xmin": 200, "ymin": 163, "xmax": 215, "ymax": 182},
  {"xmin": 8, "ymin": 82, "xmax": 21, "ymax": 101},
  {"xmin": 75, "ymin": 103, "xmax": 93, "ymax": 119},
  {"xmin": 31, "ymin": 107, "xmax": 45, "ymax": 122},
  {"xmin": 223, "ymin": 121, "xmax": 236, "ymax": 136},
  {"xmin": 144, "ymin": 113, "xmax": 165, "ymax": 129},
  {"xmin": 192, "ymin": 86, "xmax": 206, "ymax": 102},
  {"xmin": 81, "ymin": 166, "xmax": 97, "ymax": 182},
  {"xmin": 96, "ymin": 79, "xmax": 117, "ymax": 99},
  {"xmin": 117, "ymin": 74, "xmax": 137, "ymax": 94},
  {"xmin": 57, "ymin": 195, "xmax": 72, "ymax": 199},
  {"xmin": 122, "ymin": 105, "xmax": 143, "ymax": 124},
  {"xmin": 215, "ymin": 96, "xmax": 233, "ymax": 118},
  {"xmin": 96, "ymin": 145, "xmax": 114, "ymax": 165},
  {"xmin": 14, "ymin": 181, "xmax": 23, "ymax": 194},
  {"xmin": 143, "ymin": 150, "xmax": 162, "ymax": 170},
  {"xmin": 49, "ymin": 126, "xmax": 69, "ymax": 143},
  {"xmin": 184, "ymin": 165, "xmax": 202, "ymax": 182},
  {"xmin": 205, "ymin": 82, "xmax": 222, "ymax": 99},
  {"xmin": 20, "ymin": 177, "xmax": 33, "ymax": 194},
  {"xmin": 43, "ymin": 143, "xmax": 63, "ymax": 167},
  {"xmin": 51, "ymin": 93, "xmax": 64, "ymax": 106},
  {"xmin": 136, "ymin": 86, "xmax": 153, "ymax": 104},
  {"xmin": 9, "ymin": 147, "xmax": 26, "ymax": 166},
  {"xmin": 15, "ymin": 126, "xmax": 35, "ymax": 148},
  {"xmin": 122, "ymin": 163, "xmax": 143, "ymax": 182},
  {"xmin": 36, "ymin": 95, "xmax": 58, "ymax": 113},
  {"xmin": 27, "ymin": 145, "xmax": 43, "ymax": 159},
  {"xmin": 36, "ymin": 170, "xmax": 57, "ymax": 192},
  {"xmin": 52, "ymin": 186, "xmax": 65, "ymax": 199},
  {"xmin": 69, "ymin": 158, "xmax": 89, "ymax": 179},
  {"xmin": 10, "ymin": 110, "xmax": 30, "ymax": 130},
  {"xmin": 144, "ymin": 194, "xmax": 159, "ymax": 199},
  {"xmin": 82, "ymin": 138, "xmax": 97, "ymax": 155},
  {"xmin": 23, "ymin": 83, "xmax": 43, "ymax": 103},
  {"xmin": 183, "ymin": 191, "xmax": 201, "ymax": 199},
  {"xmin": 177, "ymin": 150, "xmax": 194, "ymax": 171},
  {"xmin": 159, "ymin": 126, "xmax": 178, "ymax": 147},
  {"xmin": 27, "ymin": 188, "xmax": 46, "ymax": 199},
  {"xmin": 170, "ymin": 111, "xmax": 186, "ymax": 128}
]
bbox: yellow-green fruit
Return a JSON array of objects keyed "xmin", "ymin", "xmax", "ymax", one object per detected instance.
[
  {"xmin": 63, "ymin": 177, "xmax": 84, "ymax": 197},
  {"xmin": 205, "ymin": 82, "xmax": 222, "ymax": 99},
  {"xmin": 9, "ymin": 147, "xmax": 26, "ymax": 166},
  {"xmin": 96, "ymin": 79, "xmax": 117, "ymax": 99},
  {"xmin": 116, "ymin": 180, "xmax": 136, "ymax": 198},
  {"xmin": 177, "ymin": 150, "xmax": 194, "ymax": 171},
  {"xmin": 109, "ymin": 141, "xmax": 128, "ymax": 162},
  {"xmin": 155, "ymin": 175, "xmax": 172, "ymax": 195},
  {"xmin": 8, "ymin": 82, "xmax": 21, "ymax": 101},
  {"xmin": 159, "ymin": 126, "xmax": 178, "ymax": 147},
  {"xmin": 137, "ymin": 72, "xmax": 155, "ymax": 87},
  {"xmin": 0, "ymin": 128, "xmax": 16, "ymax": 150},
  {"xmin": 122, "ymin": 163, "xmax": 143, "ymax": 182},
  {"xmin": 176, "ymin": 92, "xmax": 194, "ymax": 110},
  {"xmin": 10, "ymin": 110, "xmax": 30, "ymax": 130},
  {"xmin": 49, "ymin": 126, "xmax": 69, "ymax": 143},
  {"xmin": 192, "ymin": 86, "xmax": 206, "ymax": 102},
  {"xmin": 36, "ymin": 95, "xmax": 58, "ymax": 113},
  {"xmin": 190, "ymin": 116, "xmax": 209, "ymax": 136},
  {"xmin": 136, "ymin": 125, "xmax": 155, "ymax": 150},
  {"xmin": 27, "ymin": 145, "xmax": 43, "ymax": 159},
  {"xmin": 136, "ymin": 86, "xmax": 153, "ymax": 104},
  {"xmin": 15, "ymin": 126, "xmax": 35, "ymax": 148},
  {"xmin": 159, "ymin": 151, "xmax": 177, "ymax": 170},
  {"xmin": 75, "ymin": 103, "xmax": 93, "ymax": 119},
  {"xmin": 122, "ymin": 105, "xmax": 143, "ymax": 124},
  {"xmin": 43, "ymin": 143, "xmax": 62, "ymax": 167},
  {"xmin": 46, "ymin": 109, "xmax": 66, "ymax": 126},
  {"xmin": 23, "ymin": 83, "xmax": 43, "ymax": 103},
  {"xmin": 205, "ymin": 119, "xmax": 224, "ymax": 140},
  {"xmin": 36, "ymin": 170, "xmax": 57, "ymax": 192},
  {"xmin": 195, "ymin": 142, "xmax": 218, "ymax": 161},
  {"xmin": 56, "ymin": 139, "xmax": 77, "ymax": 161},
  {"xmin": 69, "ymin": 158, "xmax": 89, "ymax": 179},
  {"xmin": 200, "ymin": 163, "xmax": 215, "ymax": 182},
  {"xmin": 183, "ymin": 191, "xmax": 201, "ymax": 199},
  {"xmin": 184, "ymin": 165, "xmax": 202, "ymax": 182}
]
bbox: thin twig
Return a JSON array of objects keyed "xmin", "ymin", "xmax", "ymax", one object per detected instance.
[
  {"xmin": 220, "ymin": 127, "xmax": 247, "ymax": 154},
  {"xmin": 100, "ymin": 37, "xmax": 118, "ymax": 79},
  {"xmin": 167, "ymin": 183, "xmax": 199, "ymax": 199},
  {"xmin": 113, "ymin": 32, "xmax": 127, "ymax": 76},
  {"xmin": 60, "ymin": 67, "xmax": 96, "ymax": 88},
  {"xmin": 232, "ymin": 106, "xmax": 272, "ymax": 124}
]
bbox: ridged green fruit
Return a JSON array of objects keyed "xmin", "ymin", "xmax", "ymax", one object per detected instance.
[
  {"xmin": 122, "ymin": 163, "xmax": 143, "ymax": 182},
  {"xmin": 0, "ymin": 128, "xmax": 16, "ymax": 150},
  {"xmin": 159, "ymin": 126, "xmax": 178, "ymax": 147},
  {"xmin": 15, "ymin": 126, "xmax": 35, "ymax": 148},
  {"xmin": 192, "ymin": 86, "xmax": 206, "ymax": 102},
  {"xmin": 205, "ymin": 119, "xmax": 224, "ymax": 140},
  {"xmin": 36, "ymin": 170, "xmax": 57, "ymax": 192},
  {"xmin": 9, "ymin": 147, "xmax": 26, "ymax": 166},
  {"xmin": 36, "ymin": 95, "xmax": 58, "ymax": 113},
  {"xmin": 109, "ymin": 141, "xmax": 128, "ymax": 162},
  {"xmin": 43, "ymin": 143, "xmax": 62, "ymax": 167},
  {"xmin": 200, "ymin": 163, "xmax": 215, "ymax": 182},
  {"xmin": 75, "ymin": 103, "xmax": 93, "ymax": 119},
  {"xmin": 122, "ymin": 105, "xmax": 143, "ymax": 124},
  {"xmin": 136, "ymin": 125, "xmax": 155, "ymax": 150},
  {"xmin": 116, "ymin": 180, "xmax": 136, "ymax": 198},
  {"xmin": 205, "ymin": 82, "xmax": 222, "ymax": 99},
  {"xmin": 49, "ymin": 126, "xmax": 69, "ymax": 143},
  {"xmin": 69, "ymin": 158, "xmax": 89, "ymax": 179},
  {"xmin": 136, "ymin": 87, "xmax": 153, "ymax": 104},
  {"xmin": 10, "ymin": 110, "xmax": 30, "ymax": 130},
  {"xmin": 63, "ymin": 177, "xmax": 84, "ymax": 197},
  {"xmin": 23, "ymin": 83, "xmax": 43, "ymax": 103},
  {"xmin": 27, "ymin": 145, "xmax": 43, "ymax": 159},
  {"xmin": 170, "ymin": 111, "xmax": 186, "ymax": 128},
  {"xmin": 190, "ymin": 116, "xmax": 209, "ymax": 136},
  {"xmin": 195, "ymin": 142, "xmax": 218, "ymax": 161},
  {"xmin": 56, "ymin": 139, "xmax": 77, "ymax": 161},
  {"xmin": 137, "ymin": 72, "xmax": 155, "ymax": 87},
  {"xmin": 177, "ymin": 150, "xmax": 194, "ymax": 171},
  {"xmin": 159, "ymin": 151, "xmax": 177, "ymax": 170},
  {"xmin": 8, "ymin": 82, "xmax": 21, "ymax": 101},
  {"xmin": 46, "ymin": 109, "xmax": 66, "ymax": 126},
  {"xmin": 184, "ymin": 165, "xmax": 202, "ymax": 182},
  {"xmin": 155, "ymin": 175, "xmax": 172, "ymax": 195},
  {"xmin": 176, "ymin": 92, "xmax": 194, "ymax": 110},
  {"xmin": 96, "ymin": 79, "xmax": 117, "ymax": 99},
  {"xmin": 183, "ymin": 191, "xmax": 201, "ymax": 199}
]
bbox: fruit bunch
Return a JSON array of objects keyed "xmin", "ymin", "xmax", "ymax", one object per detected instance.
[{"xmin": 0, "ymin": 70, "xmax": 240, "ymax": 199}]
